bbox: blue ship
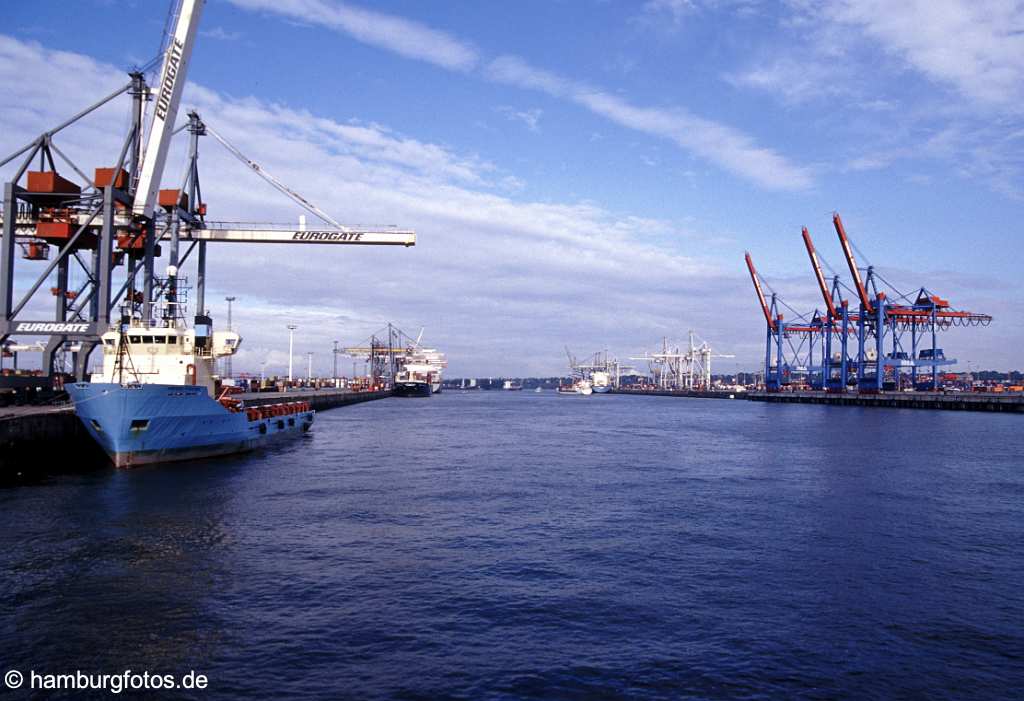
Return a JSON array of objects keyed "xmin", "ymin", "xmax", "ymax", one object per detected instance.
[
  {"xmin": 66, "ymin": 297, "xmax": 314, "ymax": 467},
  {"xmin": 67, "ymin": 382, "xmax": 314, "ymax": 468}
]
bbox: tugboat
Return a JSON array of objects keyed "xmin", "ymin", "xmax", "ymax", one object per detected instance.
[{"xmin": 66, "ymin": 268, "xmax": 314, "ymax": 467}]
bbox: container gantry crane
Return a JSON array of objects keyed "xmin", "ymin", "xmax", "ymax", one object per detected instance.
[
  {"xmin": 830, "ymin": 212, "xmax": 991, "ymax": 392},
  {"xmin": 744, "ymin": 251, "xmax": 824, "ymax": 391},
  {"xmin": 0, "ymin": 0, "xmax": 415, "ymax": 385},
  {"xmin": 802, "ymin": 226, "xmax": 859, "ymax": 391}
]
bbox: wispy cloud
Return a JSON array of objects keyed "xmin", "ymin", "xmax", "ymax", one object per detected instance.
[
  {"xmin": 201, "ymin": 26, "xmax": 242, "ymax": 41},
  {"xmin": 228, "ymin": 0, "xmax": 813, "ymax": 192},
  {"xmin": 633, "ymin": 0, "xmax": 697, "ymax": 29},
  {"xmin": 227, "ymin": 0, "xmax": 479, "ymax": 71},
  {"xmin": 487, "ymin": 55, "xmax": 814, "ymax": 191},
  {"xmin": 725, "ymin": 1, "xmax": 1024, "ymax": 197},
  {"xmin": 495, "ymin": 106, "xmax": 542, "ymax": 132}
]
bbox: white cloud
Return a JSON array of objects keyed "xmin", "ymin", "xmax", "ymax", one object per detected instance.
[
  {"xmin": 227, "ymin": 0, "xmax": 479, "ymax": 72},
  {"xmin": 822, "ymin": 0, "xmax": 1024, "ymax": 110}
]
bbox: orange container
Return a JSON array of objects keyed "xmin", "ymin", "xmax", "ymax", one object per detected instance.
[
  {"xmin": 158, "ymin": 189, "xmax": 189, "ymax": 209},
  {"xmin": 27, "ymin": 171, "xmax": 81, "ymax": 194},
  {"xmin": 94, "ymin": 167, "xmax": 128, "ymax": 188}
]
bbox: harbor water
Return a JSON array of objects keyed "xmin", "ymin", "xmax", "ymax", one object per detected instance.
[{"xmin": 2, "ymin": 392, "xmax": 1022, "ymax": 699}]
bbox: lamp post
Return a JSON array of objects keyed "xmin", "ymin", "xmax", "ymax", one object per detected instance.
[
  {"xmin": 287, "ymin": 324, "xmax": 298, "ymax": 383},
  {"xmin": 307, "ymin": 351, "xmax": 314, "ymax": 383},
  {"xmin": 224, "ymin": 296, "xmax": 236, "ymax": 379},
  {"xmin": 332, "ymin": 340, "xmax": 340, "ymax": 384}
]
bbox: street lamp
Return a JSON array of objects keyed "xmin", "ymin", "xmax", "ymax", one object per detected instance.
[
  {"xmin": 332, "ymin": 340, "xmax": 340, "ymax": 383},
  {"xmin": 287, "ymin": 324, "xmax": 298, "ymax": 382},
  {"xmin": 307, "ymin": 351, "xmax": 314, "ymax": 383}
]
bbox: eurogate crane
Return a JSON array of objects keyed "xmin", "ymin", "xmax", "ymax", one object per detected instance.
[
  {"xmin": 744, "ymin": 252, "xmax": 825, "ymax": 391},
  {"xmin": 0, "ymin": 0, "xmax": 415, "ymax": 387}
]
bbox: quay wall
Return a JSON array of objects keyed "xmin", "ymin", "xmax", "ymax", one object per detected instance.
[
  {"xmin": 745, "ymin": 390, "xmax": 1024, "ymax": 413},
  {"xmin": 610, "ymin": 389, "xmax": 738, "ymax": 400}
]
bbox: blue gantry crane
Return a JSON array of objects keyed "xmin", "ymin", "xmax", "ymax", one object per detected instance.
[{"xmin": 749, "ymin": 212, "xmax": 993, "ymax": 393}]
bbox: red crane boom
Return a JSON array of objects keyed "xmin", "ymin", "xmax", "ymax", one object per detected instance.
[
  {"xmin": 801, "ymin": 226, "xmax": 838, "ymax": 320},
  {"xmin": 833, "ymin": 212, "xmax": 873, "ymax": 314},
  {"xmin": 745, "ymin": 251, "xmax": 776, "ymax": 331}
]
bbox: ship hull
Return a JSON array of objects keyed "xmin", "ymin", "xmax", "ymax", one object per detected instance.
[
  {"xmin": 592, "ymin": 385, "xmax": 611, "ymax": 393},
  {"xmin": 66, "ymin": 382, "xmax": 314, "ymax": 468},
  {"xmin": 393, "ymin": 381, "xmax": 432, "ymax": 397}
]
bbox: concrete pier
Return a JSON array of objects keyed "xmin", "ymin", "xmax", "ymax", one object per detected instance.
[
  {"xmin": 610, "ymin": 388, "xmax": 738, "ymax": 400},
  {"xmin": 745, "ymin": 390, "xmax": 1024, "ymax": 413}
]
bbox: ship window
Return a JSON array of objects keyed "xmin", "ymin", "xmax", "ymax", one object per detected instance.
[
  {"xmin": 129, "ymin": 419, "xmax": 150, "ymax": 432},
  {"xmin": 259, "ymin": 423, "xmax": 267, "ymax": 435},
  {"xmin": 153, "ymin": 336, "xmax": 166, "ymax": 344},
  {"xmin": 142, "ymin": 335, "xmax": 153, "ymax": 344},
  {"xmin": 276, "ymin": 420, "xmax": 285, "ymax": 430},
  {"xmin": 167, "ymin": 336, "xmax": 178, "ymax": 345},
  {"xmin": 288, "ymin": 417, "xmax": 295, "ymax": 427},
  {"xmin": 129, "ymin": 335, "xmax": 141, "ymax": 343},
  {"xmin": 103, "ymin": 339, "xmax": 115, "ymax": 347}
]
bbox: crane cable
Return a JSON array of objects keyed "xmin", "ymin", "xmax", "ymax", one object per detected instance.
[{"xmin": 204, "ymin": 123, "xmax": 350, "ymax": 232}]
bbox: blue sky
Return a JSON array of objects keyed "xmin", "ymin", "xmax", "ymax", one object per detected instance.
[{"xmin": 3, "ymin": 0, "xmax": 1022, "ymax": 375}]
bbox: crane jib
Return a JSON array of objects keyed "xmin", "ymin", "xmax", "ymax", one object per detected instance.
[{"xmin": 155, "ymin": 39, "xmax": 185, "ymax": 122}]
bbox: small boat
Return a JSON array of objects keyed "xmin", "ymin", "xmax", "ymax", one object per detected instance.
[
  {"xmin": 556, "ymin": 379, "xmax": 592, "ymax": 395},
  {"xmin": 534, "ymin": 387, "xmax": 543, "ymax": 393}
]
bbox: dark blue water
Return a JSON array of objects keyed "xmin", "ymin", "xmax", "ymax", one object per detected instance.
[{"xmin": 2, "ymin": 392, "xmax": 1022, "ymax": 699}]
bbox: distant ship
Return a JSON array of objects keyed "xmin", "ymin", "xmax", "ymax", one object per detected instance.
[
  {"xmin": 399, "ymin": 341, "xmax": 446, "ymax": 394},
  {"xmin": 557, "ymin": 379, "xmax": 592, "ymax": 396},
  {"xmin": 67, "ymin": 273, "xmax": 314, "ymax": 467},
  {"xmin": 392, "ymin": 363, "xmax": 434, "ymax": 397},
  {"xmin": 502, "ymin": 380, "xmax": 523, "ymax": 391},
  {"xmin": 591, "ymin": 371, "xmax": 612, "ymax": 394}
]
